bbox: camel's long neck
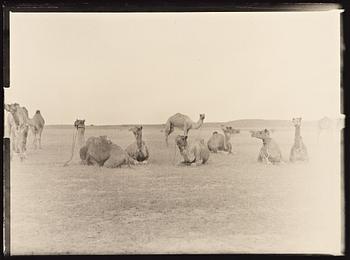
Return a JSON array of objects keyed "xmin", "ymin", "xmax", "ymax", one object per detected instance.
[
  {"xmin": 294, "ymin": 125, "xmax": 301, "ymax": 142},
  {"xmin": 193, "ymin": 118, "xmax": 204, "ymax": 129},
  {"xmin": 77, "ymin": 128, "xmax": 85, "ymax": 147},
  {"xmin": 136, "ymin": 133, "xmax": 143, "ymax": 149},
  {"xmin": 10, "ymin": 111, "xmax": 20, "ymax": 126},
  {"xmin": 262, "ymin": 137, "xmax": 271, "ymax": 146},
  {"xmin": 223, "ymin": 133, "xmax": 231, "ymax": 150}
]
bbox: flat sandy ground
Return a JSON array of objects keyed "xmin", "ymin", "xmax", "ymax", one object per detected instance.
[{"xmin": 8, "ymin": 125, "xmax": 343, "ymax": 255}]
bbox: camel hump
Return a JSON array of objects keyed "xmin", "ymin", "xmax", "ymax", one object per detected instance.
[
  {"xmin": 213, "ymin": 131, "xmax": 218, "ymax": 135},
  {"xmin": 36, "ymin": 110, "xmax": 41, "ymax": 114},
  {"xmin": 174, "ymin": 113, "xmax": 184, "ymax": 117}
]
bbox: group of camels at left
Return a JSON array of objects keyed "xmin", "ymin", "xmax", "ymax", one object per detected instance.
[
  {"xmin": 4, "ymin": 102, "xmax": 312, "ymax": 167},
  {"xmin": 5, "ymin": 103, "xmax": 45, "ymax": 160}
]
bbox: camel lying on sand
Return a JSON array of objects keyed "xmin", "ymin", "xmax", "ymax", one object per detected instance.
[
  {"xmin": 4, "ymin": 103, "xmax": 30, "ymax": 161},
  {"xmin": 80, "ymin": 136, "xmax": 136, "ymax": 168},
  {"xmin": 250, "ymin": 129, "xmax": 282, "ymax": 164},
  {"xmin": 290, "ymin": 117, "xmax": 308, "ymax": 162},
  {"xmin": 164, "ymin": 113, "xmax": 205, "ymax": 146},
  {"xmin": 207, "ymin": 125, "xmax": 240, "ymax": 154},
  {"xmin": 28, "ymin": 110, "xmax": 45, "ymax": 149},
  {"xmin": 175, "ymin": 135, "xmax": 210, "ymax": 166},
  {"xmin": 126, "ymin": 126, "xmax": 149, "ymax": 163}
]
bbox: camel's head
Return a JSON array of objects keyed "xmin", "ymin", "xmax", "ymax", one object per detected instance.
[
  {"xmin": 250, "ymin": 129, "xmax": 270, "ymax": 139},
  {"xmin": 129, "ymin": 125, "xmax": 143, "ymax": 137},
  {"xmin": 318, "ymin": 116, "xmax": 332, "ymax": 129},
  {"xmin": 4, "ymin": 103, "xmax": 19, "ymax": 113},
  {"xmin": 292, "ymin": 117, "xmax": 302, "ymax": 126},
  {"xmin": 199, "ymin": 114, "xmax": 205, "ymax": 120},
  {"xmin": 221, "ymin": 125, "xmax": 240, "ymax": 136},
  {"xmin": 175, "ymin": 135, "xmax": 188, "ymax": 150},
  {"xmin": 5, "ymin": 103, "xmax": 23, "ymax": 126},
  {"xmin": 74, "ymin": 119, "xmax": 85, "ymax": 129},
  {"xmin": 36, "ymin": 110, "xmax": 41, "ymax": 114}
]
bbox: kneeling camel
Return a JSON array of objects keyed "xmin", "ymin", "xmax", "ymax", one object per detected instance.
[
  {"xmin": 250, "ymin": 129, "xmax": 282, "ymax": 164},
  {"xmin": 207, "ymin": 125, "xmax": 240, "ymax": 154},
  {"xmin": 126, "ymin": 125, "xmax": 150, "ymax": 163},
  {"xmin": 175, "ymin": 135, "xmax": 210, "ymax": 166},
  {"xmin": 80, "ymin": 136, "xmax": 136, "ymax": 168}
]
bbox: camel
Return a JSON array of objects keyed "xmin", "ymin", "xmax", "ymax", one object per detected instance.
[
  {"xmin": 80, "ymin": 136, "xmax": 136, "ymax": 168},
  {"xmin": 207, "ymin": 125, "xmax": 240, "ymax": 154},
  {"xmin": 250, "ymin": 129, "xmax": 282, "ymax": 164},
  {"xmin": 164, "ymin": 113, "xmax": 205, "ymax": 146},
  {"xmin": 318, "ymin": 115, "xmax": 345, "ymax": 132},
  {"xmin": 126, "ymin": 126, "xmax": 150, "ymax": 163},
  {"xmin": 317, "ymin": 116, "xmax": 333, "ymax": 139},
  {"xmin": 28, "ymin": 110, "xmax": 45, "ymax": 149},
  {"xmin": 4, "ymin": 103, "xmax": 30, "ymax": 161},
  {"xmin": 4, "ymin": 108, "xmax": 18, "ymax": 153},
  {"xmin": 175, "ymin": 135, "xmax": 210, "ymax": 166},
  {"xmin": 63, "ymin": 119, "xmax": 86, "ymax": 166},
  {"xmin": 289, "ymin": 117, "xmax": 308, "ymax": 162}
]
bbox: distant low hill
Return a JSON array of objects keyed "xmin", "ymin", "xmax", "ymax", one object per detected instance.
[{"xmin": 204, "ymin": 119, "xmax": 318, "ymax": 129}]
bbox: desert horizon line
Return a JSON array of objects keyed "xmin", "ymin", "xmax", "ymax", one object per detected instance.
[{"xmin": 44, "ymin": 118, "xmax": 323, "ymax": 127}]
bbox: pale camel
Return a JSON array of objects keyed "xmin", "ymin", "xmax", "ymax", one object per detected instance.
[
  {"xmin": 4, "ymin": 103, "xmax": 30, "ymax": 161},
  {"xmin": 4, "ymin": 108, "xmax": 18, "ymax": 159},
  {"xmin": 126, "ymin": 126, "xmax": 150, "ymax": 164},
  {"xmin": 289, "ymin": 117, "xmax": 308, "ymax": 162},
  {"xmin": 80, "ymin": 136, "xmax": 136, "ymax": 168},
  {"xmin": 28, "ymin": 110, "xmax": 45, "ymax": 149},
  {"xmin": 63, "ymin": 119, "xmax": 86, "ymax": 166},
  {"xmin": 164, "ymin": 113, "xmax": 205, "ymax": 146},
  {"xmin": 175, "ymin": 135, "xmax": 210, "ymax": 166},
  {"xmin": 318, "ymin": 115, "xmax": 345, "ymax": 133},
  {"xmin": 250, "ymin": 129, "xmax": 282, "ymax": 164},
  {"xmin": 318, "ymin": 116, "xmax": 333, "ymax": 136},
  {"xmin": 207, "ymin": 125, "xmax": 240, "ymax": 154}
]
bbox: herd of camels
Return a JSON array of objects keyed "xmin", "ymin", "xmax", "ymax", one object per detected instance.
[{"xmin": 4, "ymin": 102, "xmax": 344, "ymax": 168}]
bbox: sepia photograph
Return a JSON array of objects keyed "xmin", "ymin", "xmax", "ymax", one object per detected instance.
[{"xmin": 3, "ymin": 4, "xmax": 345, "ymax": 255}]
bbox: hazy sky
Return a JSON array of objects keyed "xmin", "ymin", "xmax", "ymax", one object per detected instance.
[{"xmin": 5, "ymin": 11, "xmax": 342, "ymax": 125}]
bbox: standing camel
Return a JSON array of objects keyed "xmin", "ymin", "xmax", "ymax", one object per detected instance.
[
  {"xmin": 164, "ymin": 113, "xmax": 205, "ymax": 146},
  {"xmin": 4, "ymin": 106, "xmax": 18, "ymax": 159},
  {"xmin": 28, "ymin": 110, "xmax": 45, "ymax": 149},
  {"xmin": 4, "ymin": 103, "xmax": 30, "ymax": 161},
  {"xmin": 126, "ymin": 125, "xmax": 150, "ymax": 163},
  {"xmin": 289, "ymin": 117, "xmax": 308, "ymax": 162}
]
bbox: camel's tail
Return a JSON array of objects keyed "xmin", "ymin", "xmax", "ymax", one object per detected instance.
[{"xmin": 63, "ymin": 128, "xmax": 77, "ymax": 167}]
